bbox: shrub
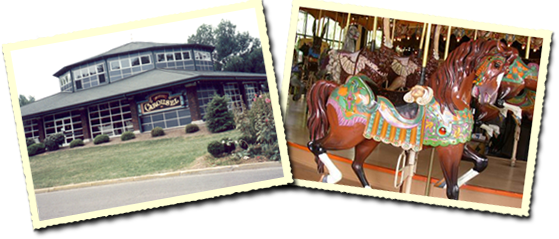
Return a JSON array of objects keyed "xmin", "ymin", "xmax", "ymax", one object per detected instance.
[
  {"xmin": 27, "ymin": 143, "xmax": 45, "ymax": 156},
  {"xmin": 151, "ymin": 127, "xmax": 165, "ymax": 137},
  {"xmin": 93, "ymin": 134, "xmax": 110, "ymax": 145},
  {"xmin": 238, "ymin": 135, "xmax": 256, "ymax": 150},
  {"xmin": 221, "ymin": 137, "xmax": 236, "ymax": 154},
  {"xmin": 207, "ymin": 140, "xmax": 225, "ymax": 158},
  {"xmin": 204, "ymin": 95, "xmax": 236, "ymax": 133},
  {"xmin": 26, "ymin": 138, "xmax": 36, "ymax": 147},
  {"xmin": 44, "ymin": 133, "xmax": 65, "ymax": 151},
  {"xmin": 185, "ymin": 124, "xmax": 200, "ymax": 133},
  {"xmin": 120, "ymin": 131, "xmax": 136, "ymax": 141},
  {"xmin": 69, "ymin": 139, "xmax": 84, "ymax": 148}
]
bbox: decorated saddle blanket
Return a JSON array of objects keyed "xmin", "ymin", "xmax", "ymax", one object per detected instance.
[{"xmin": 327, "ymin": 76, "xmax": 475, "ymax": 151}]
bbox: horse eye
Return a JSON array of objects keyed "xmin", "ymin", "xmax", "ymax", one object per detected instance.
[{"xmin": 494, "ymin": 62, "xmax": 501, "ymax": 68}]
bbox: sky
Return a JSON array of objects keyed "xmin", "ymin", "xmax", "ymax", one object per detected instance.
[{"xmin": 10, "ymin": 8, "xmax": 261, "ymax": 101}]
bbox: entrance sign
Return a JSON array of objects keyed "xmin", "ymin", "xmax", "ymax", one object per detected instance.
[{"xmin": 141, "ymin": 92, "xmax": 181, "ymax": 114}]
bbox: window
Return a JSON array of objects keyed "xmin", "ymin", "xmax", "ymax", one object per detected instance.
[
  {"xmin": 157, "ymin": 54, "xmax": 165, "ymax": 62},
  {"xmin": 23, "ymin": 119, "xmax": 40, "ymax": 142},
  {"xmin": 89, "ymin": 99, "xmax": 133, "ymax": 138},
  {"xmin": 76, "ymin": 80, "xmax": 82, "ymax": 90},
  {"xmin": 224, "ymin": 83, "xmax": 244, "ymax": 111},
  {"xmin": 141, "ymin": 56, "xmax": 151, "ymax": 64},
  {"xmin": 194, "ymin": 50, "xmax": 211, "ymax": 61},
  {"xmin": 43, "ymin": 110, "xmax": 83, "ymax": 145},
  {"xmin": 197, "ymin": 83, "xmax": 218, "ymax": 118},
  {"xmin": 120, "ymin": 59, "xmax": 130, "ymax": 68},
  {"xmin": 175, "ymin": 52, "xmax": 182, "ymax": 60},
  {"xmin": 99, "ymin": 74, "xmax": 106, "ymax": 83},
  {"xmin": 166, "ymin": 53, "xmax": 174, "ymax": 61},
  {"xmin": 183, "ymin": 51, "xmax": 191, "ymax": 59},
  {"xmin": 88, "ymin": 66, "xmax": 96, "ymax": 75},
  {"xmin": 97, "ymin": 64, "xmax": 104, "ymax": 73},
  {"xmin": 131, "ymin": 57, "xmax": 140, "ymax": 66},
  {"xmin": 110, "ymin": 61, "xmax": 121, "ymax": 70}
]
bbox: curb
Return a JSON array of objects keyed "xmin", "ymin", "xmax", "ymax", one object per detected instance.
[{"xmin": 35, "ymin": 162, "xmax": 282, "ymax": 194}]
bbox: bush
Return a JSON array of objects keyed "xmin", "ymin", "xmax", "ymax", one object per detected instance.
[
  {"xmin": 204, "ymin": 95, "xmax": 236, "ymax": 133},
  {"xmin": 238, "ymin": 135, "xmax": 256, "ymax": 149},
  {"xmin": 69, "ymin": 139, "xmax": 84, "ymax": 148},
  {"xmin": 26, "ymin": 138, "xmax": 36, "ymax": 147},
  {"xmin": 120, "ymin": 131, "xmax": 136, "ymax": 141},
  {"xmin": 93, "ymin": 134, "xmax": 110, "ymax": 145},
  {"xmin": 151, "ymin": 127, "xmax": 165, "ymax": 137},
  {"xmin": 44, "ymin": 133, "xmax": 65, "ymax": 151},
  {"xmin": 185, "ymin": 124, "xmax": 200, "ymax": 133},
  {"xmin": 207, "ymin": 140, "xmax": 225, "ymax": 158},
  {"xmin": 221, "ymin": 137, "xmax": 236, "ymax": 154},
  {"xmin": 27, "ymin": 143, "xmax": 45, "ymax": 156}
]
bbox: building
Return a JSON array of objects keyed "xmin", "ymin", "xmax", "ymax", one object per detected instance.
[{"xmin": 21, "ymin": 42, "xmax": 268, "ymax": 145}]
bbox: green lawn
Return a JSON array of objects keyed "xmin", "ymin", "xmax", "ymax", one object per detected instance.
[{"xmin": 29, "ymin": 130, "xmax": 241, "ymax": 189}]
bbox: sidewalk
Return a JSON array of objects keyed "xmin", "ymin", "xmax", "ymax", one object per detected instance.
[{"xmin": 35, "ymin": 161, "xmax": 282, "ymax": 194}]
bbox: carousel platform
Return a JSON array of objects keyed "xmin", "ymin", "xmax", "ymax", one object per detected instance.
[{"xmin": 285, "ymin": 97, "xmax": 526, "ymax": 208}]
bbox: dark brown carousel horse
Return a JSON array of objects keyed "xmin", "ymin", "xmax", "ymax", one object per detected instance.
[{"xmin": 306, "ymin": 39, "xmax": 517, "ymax": 199}]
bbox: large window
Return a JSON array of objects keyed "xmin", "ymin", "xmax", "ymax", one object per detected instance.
[
  {"xmin": 244, "ymin": 83, "xmax": 259, "ymax": 109},
  {"xmin": 108, "ymin": 51, "xmax": 154, "ymax": 82},
  {"xmin": 154, "ymin": 48, "xmax": 195, "ymax": 70},
  {"xmin": 296, "ymin": 11, "xmax": 343, "ymax": 50},
  {"xmin": 196, "ymin": 83, "xmax": 218, "ymax": 118},
  {"xmin": 140, "ymin": 108, "xmax": 191, "ymax": 132},
  {"xmin": 43, "ymin": 110, "xmax": 83, "ymax": 145},
  {"xmin": 23, "ymin": 119, "xmax": 40, "ymax": 143},
  {"xmin": 59, "ymin": 72, "xmax": 72, "ymax": 92},
  {"xmin": 88, "ymin": 99, "xmax": 133, "ymax": 138},
  {"xmin": 73, "ymin": 61, "xmax": 107, "ymax": 91},
  {"xmin": 223, "ymin": 83, "xmax": 244, "ymax": 111}
]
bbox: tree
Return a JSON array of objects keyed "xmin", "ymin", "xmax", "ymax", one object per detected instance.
[
  {"xmin": 188, "ymin": 19, "xmax": 264, "ymax": 73},
  {"xmin": 204, "ymin": 95, "xmax": 236, "ymax": 133},
  {"xmin": 187, "ymin": 24, "xmax": 215, "ymax": 46},
  {"xmin": 19, "ymin": 94, "xmax": 35, "ymax": 106}
]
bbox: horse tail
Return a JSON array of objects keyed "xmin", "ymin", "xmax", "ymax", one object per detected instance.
[{"xmin": 307, "ymin": 80, "xmax": 339, "ymax": 173}]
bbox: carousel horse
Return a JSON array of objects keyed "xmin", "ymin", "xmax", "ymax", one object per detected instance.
[
  {"xmin": 306, "ymin": 39, "xmax": 517, "ymax": 199},
  {"xmin": 297, "ymin": 20, "xmax": 329, "ymax": 97},
  {"xmin": 436, "ymin": 55, "xmax": 536, "ymax": 188},
  {"xmin": 342, "ymin": 24, "xmax": 360, "ymax": 52}
]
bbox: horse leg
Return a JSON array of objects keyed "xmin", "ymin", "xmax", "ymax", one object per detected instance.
[
  {"xmin": 308, "ymin": 107, "xmax": 367, "ymax": 184},
  {"xmin": 436, "ymin": 144, "xmax": 488, "ymax": 188},
  {"xmin": 352, "ymin": 139, "xmax": 380, "ymax": 188},
  {"xmin": 436, "ymin": 144, "xmax": 464, "ymax": 200}
]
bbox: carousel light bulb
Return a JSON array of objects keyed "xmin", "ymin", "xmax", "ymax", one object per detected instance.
[
  {"xmin": 534, "ymin": 48, "xmax": 537, "ymax": 52},
  {"xmin": 443, "ymin": 37, "xmax": 446, "ymax": 41},
  {"xmin": 416, "ymin": 35, "xmax": 420, "ymax": 40},
  {"xmin": 407, "ymin": 36, "xmax": 410, "ymax": 40},
  {"xmin": 457, "ymin": 38, "xmax": 460, "ymax": 42}
]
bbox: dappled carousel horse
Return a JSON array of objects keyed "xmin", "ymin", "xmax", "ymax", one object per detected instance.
[{"xmin": 306, "ymin": 39, "xmax": 517, "ymax": 199}]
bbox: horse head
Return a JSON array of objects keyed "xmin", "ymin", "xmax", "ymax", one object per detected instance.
[
  {"xmin": 311, "ymin": 20, "xmax": 328, "ymax": 57},
  {"xmin": 471, "ymin": 42, "xmax": 518, "ymax": 105}
]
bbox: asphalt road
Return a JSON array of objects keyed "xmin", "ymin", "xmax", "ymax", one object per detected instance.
[{"xmin": 35, "ymin": 167, "xmax": 284, "ymax": 220}]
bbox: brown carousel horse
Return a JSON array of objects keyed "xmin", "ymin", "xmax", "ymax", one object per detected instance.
[{"xmin": 306, "ymin": 39, "xmax": 517, "ymax": 199}]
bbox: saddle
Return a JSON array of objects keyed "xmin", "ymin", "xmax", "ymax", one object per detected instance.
[{"xmin": 345, "ymin": 76, "xmax": 428, "ymax": 151}]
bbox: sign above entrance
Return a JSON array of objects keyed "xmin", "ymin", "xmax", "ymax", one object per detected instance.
[{"xmin": 141, "ymin": 92, "xmax": 182, "ymax": 114}]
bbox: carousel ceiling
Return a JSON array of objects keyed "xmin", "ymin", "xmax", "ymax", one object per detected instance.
[{"xmin": 300, "ymin": 7, "xmax": 543, "ymax": 51}]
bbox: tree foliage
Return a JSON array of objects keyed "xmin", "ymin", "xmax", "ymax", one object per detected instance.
[
  {"xmin": 204, "ymin": 95, "xmax": 235, "ymax": 133},
  {"xmin": 187, "ymin": 19, "xmax": 264, "ymax": 73},
  {"xmin": 19, "ymin": 94, "xmax": 35, "ymax": 106}
]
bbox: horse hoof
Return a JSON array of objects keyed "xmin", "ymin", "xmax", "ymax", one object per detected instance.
[{"xmin": 364, "ymin": 186, "xmax": 372, "ymax": 189}]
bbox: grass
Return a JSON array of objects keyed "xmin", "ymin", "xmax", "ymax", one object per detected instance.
[{"xmin": 29, "ymin": 130, "xmax": 241, "ymax": 189}]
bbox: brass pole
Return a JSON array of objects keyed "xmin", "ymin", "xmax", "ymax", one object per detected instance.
[
  {"xmin": 342, "ymin": 12, "xmax": 352, "ymax": 48},
  {"xmin": 474, "ymin": 29, "xmax": 478, "ymax": 40},
  {"xmin": 356, "ymin": 24, "xmax": 362, "ymax": 51},
  {"xmin": 372, "ymin": 16, "xmax": 378, "ymax": 50},
  {"xmin": 419, "ymin": 22, "xmax": 427, "ymax": 50},
  {"xmin": 444, "ymin": 26, "xmax": 452, "ymax": 60},
  {"xmin": 526, "ymin": 36, "xmax": 531, "ymax": 59},
  {"xmin": 332, "ymin": 12, "xmax": 338, "ymax": 48},
  {"xmin": 317, "ymin": 10, "xmax": 323, "ymax": 36},
  {"xmin": 391, "ymin": 19, "xmax": 397, "ymax": 44},
  {"xmin": 424, "ymin": 148, "xmax": 436, "ymax": 196},
  {"xmin": 422, "ymin": 23, "xmax": 432, "ymax": 68}
]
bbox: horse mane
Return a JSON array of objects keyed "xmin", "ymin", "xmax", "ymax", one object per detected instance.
[{"xmin": 426, "ymin": 39, "xmax": 504, "ymax": 112}]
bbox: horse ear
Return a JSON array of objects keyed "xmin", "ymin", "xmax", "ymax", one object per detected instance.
[
  {"xmin": 312, "ymin": 20, "xmax": 317, "ymax": 37},
  {"xmin": 321, "ymin": 22, "xmax": 328, "ymax": 39}
]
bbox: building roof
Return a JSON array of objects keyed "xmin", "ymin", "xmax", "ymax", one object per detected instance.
[
  {"xmin": 53, "ymin": 42, "xmax": 216, "ymax": 77},
  {"xmin": 22, "ymin": 69, "xmax": 266, "ymax": 118}
]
